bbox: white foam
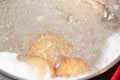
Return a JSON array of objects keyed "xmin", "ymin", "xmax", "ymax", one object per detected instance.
[
  {"xmin": 96, "ymin": 33, "xmax": 120, "ymax": 69},
  {"xmin": 0, "ymin": 52, "xmax": 41, "ymax": 80}
]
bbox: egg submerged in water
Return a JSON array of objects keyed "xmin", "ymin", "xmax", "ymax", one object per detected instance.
[{"xmin": 23, "ymin": 56, "xmax": 56, "ymax": 79}]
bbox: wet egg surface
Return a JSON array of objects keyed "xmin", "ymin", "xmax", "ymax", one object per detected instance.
[{"xmin": 23, "ymin": 56, "xmax": 56, "ymax": 79}]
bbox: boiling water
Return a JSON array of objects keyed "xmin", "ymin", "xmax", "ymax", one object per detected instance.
[{"xmin": 0, "ymin": 0, "xmax": 120, "ymax": 79}]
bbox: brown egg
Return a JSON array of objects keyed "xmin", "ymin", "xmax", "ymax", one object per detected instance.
[
  {"xmin": 28, "ymin": 32, "xmax": 73, "ymax": 65},
  {"xmin": 56, "ymin": 58, "xmax": 90, "ymax": 77},
  {"xmin": 23, "ymin": 57, "xmax": 56, "ymax": 78},
  {"xmin": 58, "ymin": 0, "xmax": 105, "ymax": 16}
]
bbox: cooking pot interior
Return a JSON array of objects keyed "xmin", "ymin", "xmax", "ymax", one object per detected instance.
[{"xmin": 0, "ymin": 0, "xmax": 120, "ymax": 79}]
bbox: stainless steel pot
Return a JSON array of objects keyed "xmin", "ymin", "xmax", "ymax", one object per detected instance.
[{"xmin": 0, "ymin": 0, "xmax": 120, "ymax": 80}]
